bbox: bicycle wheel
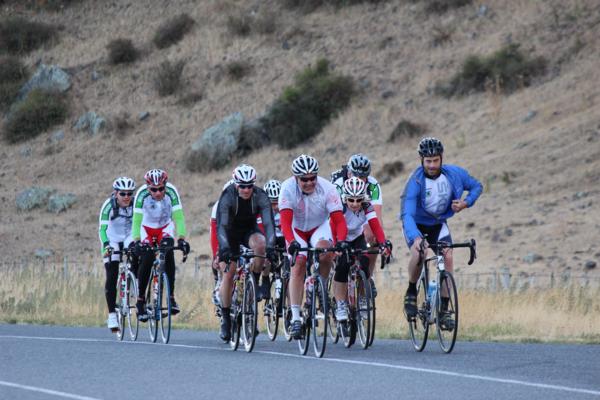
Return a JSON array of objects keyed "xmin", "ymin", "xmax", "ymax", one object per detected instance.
[
  {"xmin": 115, "ymin": 274, "xmax": 125, "ymax": 341},
  {"xmin": 407, "ymin": 275, "xmax": 429, "ymax": 352},
  {"xmin": 242, "ymin": 273, "xmax": 258, "ymax": 353},
  {"xmin": 368, "ymin": 277, "xmax": 376, "ymax": 347},
  {"xmin": 436, "ymin": 271, "xmax": 458, "ymax": 353},
  {"xmin": 327, "ymin": 274, "xmax": 339, "ymax": 344},
  {"xmin": 311, "ymin": 276, "xmax": 328, "ymax": 358},
  {"xmin": 158, "ymin": 272, "xmax": 172, "ymax": 344},
  {"xmin": 264, "ymin": 277, "xmax": 279, "ymax": 341},
  {"xmin": 125, "ymin": 271, "xmax": 139, "ymax": 341},
  {"xmin": 282, "ymin": 278, "xmax": 293, "ymax": 342},
  {"xmin": 355, "ymin": 271, "xmax": 372, "ymax": 349},
  {"xmin": 297, "ymin": 307, "xmax": 310, "ymax": 356},
  {"xmin": 230, "ymin": 298, "xmax": 241, "ymax": 351},
  {"xmin": 146, "ymin": 273, "xmax": 159, "ymax": 343},
  {"xmin": 342, "ymin": 317, "xmax": 357, "ymax": 348}
]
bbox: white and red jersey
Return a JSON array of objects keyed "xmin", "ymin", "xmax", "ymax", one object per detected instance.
[{"xmin": 279, "ymin": 176, "xmax": 343, "ymax": 232}]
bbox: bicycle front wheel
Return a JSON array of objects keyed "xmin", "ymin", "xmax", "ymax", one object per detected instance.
[
  {"xmin": 125, "ymin": 271, "xmax": 139, "ymax": 341},
  {"xmin": 146, "ymin": 274, "xmax": 159, "ymax": 343},
  {"xmin": 158, "ymin": 272, "xmax": 171, "ymax": 344},
  {"xmin": 436, "ymin": 271, "xmax": 458, "ymax": 353},
  {"xmin": 327, "ymin": 274, "xmax": 339, "ymax": 344},
  {"xmin": 311, "ymin": 276, "xmax": 328, "ymax": 358},
  {"xmin": 282, "ymin": 277, "xmax": 293, "ymax": 342},
  {"xmin": 355, "ymin": 271, "xmax": 372, "ymax": 349},
  {"xmin": 115, "ymin": 274, "xmax": 125, "ymax": 341},
  {"xmin": 368, "ymin": 277, "xmax": 376, "ymax": 347},
  {"xmin": 264, "ymin": 277, "xmax": 279, "ymax": 341},
  {"xmin": 407, "ymin": 275, "xmax": 429, "ymax": 352},
  {"xmin": 242, "ymin": 273, "xmax": 258, "ymax": 353}
]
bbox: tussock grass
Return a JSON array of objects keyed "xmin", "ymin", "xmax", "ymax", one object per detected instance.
[
  {"xmin": 0, "ymin": 17, "xmax": 57, "ymax": 55},
  {"xmin": 153, "ymin": 14, "xmax": 195, "ymax": 49},
  {"xmin": 0, "ymin": 55, "xmax": 28, "ymax": 112},
  {"xmin": 154, "ymin": 60, "xmax": 185, "ymax": 97},
  {"xmin": 2, "ymin": 261, "xmax": 599, "ymax": 343},
  {"xmin": 106, "ymin": 38, "xmax": 139, "ymax": 65}
]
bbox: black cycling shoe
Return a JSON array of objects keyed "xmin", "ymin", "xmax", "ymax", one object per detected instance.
[
  {"xmin": 219, "ymin": 316, "xmax": 231, "ymax": 342},
  {"xmin": 404, "ymin": 293, "xmax": 418, "ymax": 318},
  {"xmin": 259, "ymin": 279, "xmax": 271, "ymax": 301},
  {"xmin": 439, "ymin": 311, "xmax": 456, "ymax": 331},
  {"xmin": 136, "ymin": 301, "xmax": 148, "ymax": 322},
  {"xmin": 291, "ymin": 320, "xmax": 303, "ymax": 340},
  {"xmin": 170, "ymin": 298, "xmax": 180, "ymax": 315}
]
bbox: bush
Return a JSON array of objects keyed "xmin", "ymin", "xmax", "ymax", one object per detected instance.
[
  {"xmin": 0, "ymin": 56, "xmax": 28, "ymax": 112},
  {"xmin": 423, "ymin": 0, "xmax": 472, "ymax": 14},
  {"xmin": 262, "ymin": 58, "xmax": 356, "ymax": 149},
  {"xmin": 225, "ymin": 60, "xmax": 252, "ymax": 81},
  {"xmin": 3, "ymin": 89, "xmax": 68, "ymax": 143},
  {"xmin": 388, "ymin": 119, "xmax": 426, "ymax": 142},
  {"xmin": 112, "ymin": 112, "xmax": 131, "ymax": 137},
  {"xmin": 226, "ymin": 11, "xmax": 252, "ymax": 37},
  {"xmin": 436, "ymin": 43, "xmax": 547, "ymax": 97},
  {"xmin": 283, "ymin": 0, "xmax": 388, "ymax": 12},
  {"xmin": 106, "ymin": 39, "xmax": 139, "ymax": 65},
  {"xmin": 154, "ymin": 60, "xmax": 185, "ymax": 97},
  {"xmin": 153, "ymin": 14, "xmax": 195, "ymax": 49},
  {"xmin": 0, "ymin": 17, "xmax": 57, "ymax": 55}
]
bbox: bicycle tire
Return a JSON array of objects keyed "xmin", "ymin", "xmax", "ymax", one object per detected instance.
[
  {"xmin": 125, "ymin": 271, "xmax": 139, "ymax": 341},
  {"xmin": 311, "ymin": 276, "xmax": 328, "ymax": 358},
  {"xmin": 297, "ymin": 306, "xmax": 310, "ymax": 356},
  {"xmin": 436, "ymin": 271, "xmax": 458, "ymax": 353},
  {"xmin": 407, "ymin": 275, "xmax": 429, "ymax": 352},
  {"xmin": 343, "ymin": 317, "xmax": 357, "ymax": 348},
  {"xmin": 230, "ymin": 281, "xmax": 241, "ymax": 351},
  {"xmin": 146, "ymin": 273, "xmax": 159, "ymax": 343},
  {"xmin": 116, "ymin": 273, "xmax": 125, "ymax": 341},
  {"xmin": 159, "ymin": 272, "xmax": 171, "ymax": 344},
  {"xmin": 368, "ymin": 277, "xmax": 376, "ymax": 347},
  {"xmin": 356, "ymin": 270, "xmax": 372, "ymax": 349},
  {"xmin": 327, "ymin": 274, "xmax": 339, "ymax": 344},
  {"xmin": 264, "ymin": 277, "xmax": 279, "ymax": 341},
  {"xmin": 242, "ymin": 273, "xmax": 258, "ymax": 353},
  {"xmin": 282, "ymin": 278, "xmax": 293, "ymax": 342}
]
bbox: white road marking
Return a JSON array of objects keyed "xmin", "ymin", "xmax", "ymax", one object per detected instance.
[
  {"xmin": 2, "ymin": 334, "xmax": 599, "ymax": 397},
  {"xmin": 0, "ymin": 380, "xmax": 102, "ymax": 400}
]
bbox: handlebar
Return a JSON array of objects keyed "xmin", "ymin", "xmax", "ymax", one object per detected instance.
[
  {"xmin": 420, "ymin": 237, "xmax": 477, "ymax": 266},
  {"xmin": 144, "ymin": 244, "xmax": 188, "ymax": 263},
  {"xmin": 291, "ymin": 247, "xmax": 339, "ymax": 267},
  {"xmin": 346, "ymin": 246, "xmax": 391, "ymax": 269}
]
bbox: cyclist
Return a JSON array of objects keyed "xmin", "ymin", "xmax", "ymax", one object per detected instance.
[
  {"xmin": 331, "ymin": 154, "xmax": 383, "ymax": 294},
  {"xmin": 280, "ymin": 154, "xmax": 348, "ymax": 339},
  {"xmin": 210, "ymin": 179, "xmax": 235, "ymax": 309},
  {"xmin": 264, "ymin": 179, "xmax": 286, "ymax": 251},
  {"xmin": 217, "ymin": 164, "xmax": 277, "ymax": 342},
  {"xmin": 401, "ymin": 137, "xmax": 482, "ymax": 330},
  {"xmin": 98, "ymin": 176, "xmax": 137, "ymax": 332},
  {"xmin": 131, "ymin": 169, "xmax": 190, "ymax": 321},
  {"xmin": 331, "ymin": 177, "xmax": 391, "ymax": 323}
]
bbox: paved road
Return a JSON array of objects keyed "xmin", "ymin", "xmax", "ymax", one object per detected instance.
[{"xmin": 1, "ymin": 324, "xmax": 599, "ymax": 400}]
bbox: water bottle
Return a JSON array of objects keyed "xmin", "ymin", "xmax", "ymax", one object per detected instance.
[
  {"xmin": 153, "ymin": 275, "xmax": 159, "ymax": 298},
  {"xmin": 274, "ymin": 279, "xmax": 282, "ymax": 300},
  {"xmin": 427, "ymin": 280, "xmax": 437, "ymax": 302},
  {"xmin": 348, "ymin": 277, "xmax": 356, "ymax": 305},
  {"xmin": 304, "ymin": 276, "xmax": 314, "ymax": 306},
  {"xmin": 120, "ymin": 273, "xmax": 126, "ymax": 298}
]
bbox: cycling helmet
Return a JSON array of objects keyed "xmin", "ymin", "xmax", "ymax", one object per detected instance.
[
  {"xmin": 232, "ymin": 164, "xmax": 257, "ymax": 185},
  {"xmin": 291, "ymin": 154, "xmax": 319, "ymax": 176},
  {"xmin": 347, "ymin": 153, "xmax": 371, "ymax": 177},
  {"xmin": 144, "ymin": 169, "xmax": 168, "ymax": 186},
  {"xmin": 343, "ymin": 176, "xmax": 367, "ymax": 198},
  {"xmin": 417, "ymin": 137, "xmax": 444, "ymax": 158},
  {"xmin": 263, "ymin": 179, "xmax": 281, "ymax": 200},
  {"xmin": 112, "ymin": 176, "xmax": 136, "ymax": 191}
]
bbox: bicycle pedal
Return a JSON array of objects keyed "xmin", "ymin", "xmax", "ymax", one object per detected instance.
[{"xmin": 110, "ymin": 327, "xmax": 120, "ymax": 333}]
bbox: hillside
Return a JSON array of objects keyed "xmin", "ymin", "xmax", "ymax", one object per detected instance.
[{"xmin": 1, "ymin": 0, "xmax": 599, "ymax": 283}]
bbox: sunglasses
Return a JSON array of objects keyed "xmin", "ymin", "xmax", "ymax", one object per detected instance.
[
  {"xmin": 346, "ymin": 197, "xmax": 364, "ymax": 204},
  {"xmin": 119, "ymin": 192, "xmax": 134, "ymax": 197},
  {"xmin": 238, "ymin": 184, "xmax": 253, "ymax": 189},
  {"xmin": 299, "ymin": 176, "xmax": 317, "ymax": 183},
  {"xmin": 150, "ymin": 186, "xmax": 165, "ymax": 193}
]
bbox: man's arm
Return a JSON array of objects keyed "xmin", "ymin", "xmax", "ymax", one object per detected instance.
[{"xmin": 400, "ymin": 174, "xmax": 421, "ymax": 244}]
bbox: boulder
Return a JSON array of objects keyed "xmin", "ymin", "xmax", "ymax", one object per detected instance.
[
  {"xmin": 74, "ymin": 112, "xmax": 106, "ymax": 135},
  {"xmin": 47, "ymin": 193, "xmax": 77, "ymax": 213},
  {"xmin": 16, "ymin": 187, "xmax": 54, "ymax": 211},
  {"xmin": 16, "ymin": 64, "xmax": 71, "ymax": 102}
]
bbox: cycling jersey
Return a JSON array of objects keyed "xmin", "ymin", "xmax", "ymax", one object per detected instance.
[
  {"xmin": 331, "ymin": 166, "xmax": 382, "ymax": 206},
  {"xmin": 98, "ymin": 196, "xmax": 133, "ymax": 261},
  {"xmin": 131, "ymin": 182, "xmax": 187, "ymax": 241},
  {"xmin": 338, "ymin": 201, "xmax": 386, "ymax": 243}
]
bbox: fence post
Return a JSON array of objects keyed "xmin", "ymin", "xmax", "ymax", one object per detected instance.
[
  {"xmin": 63, "ymin": 256, "xmax": 69, "ymax": 280},
  {"xmin": 194, "ymin": 256, "xmax": 200, "ymax": 280},
  {"xmin": 500, "ymin": 266, "xmax": 510, "ymax": 290}
]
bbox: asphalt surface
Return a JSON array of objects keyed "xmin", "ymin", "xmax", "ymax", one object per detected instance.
[{"xmin": 1, "ymin": 323, "xmax": 599, "ymax": 400}]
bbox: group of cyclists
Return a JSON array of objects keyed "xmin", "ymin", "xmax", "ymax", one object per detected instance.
[{"xmin": 99, "ymin": 136, "xmax": 482, "ymax": 344}]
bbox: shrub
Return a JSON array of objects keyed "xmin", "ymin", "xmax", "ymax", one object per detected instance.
[
  {"xmin": 106, "ymin": 39, "xmax": 139, "ymax": 65},
  {"xmin": 154, "ymin": 60, "xmax": 185, "ymax": 97},
  {"xmin": 0, "ymin": 56, "xmax": 28, "ymax": 112},
  {"xmin": 423, "ymin": 0, "xmax": 472, "ymax": 14},
  {"xmin": 283, "ymin": 0, "xmax": 388, "ymax": 12},
  {"xmin": 436, "ymin": 43, "xmax": 547, "ymax": 97},
  {"xmin": 153, "ymin": 14, "xmax": 195, "ymax": 49},
  {"xmin": 112, "ymin": 112, "xmax": 131, "ymax": 137},
  {"xmin": 177, "ymin": 92, "xmax": 203, "ymax": 107},
  {"xmin": 226, "ymin": 11, "xmax": 252, "ymax": 37},
  {"xmin": 3, "ymin": 89, "xmax": 68, "ymax": 143},
  {"xmin": 0, "ymin": 17, "xmax": 57, "ymax": 55},
  {"xmin": 262, "ymin": 58, "xmax": 356, "ymax": 149},
  {"xmin": 388, "ymin": 119, "xmax": 426, "ymax": 142},
  {"xmin": 225, "ymin": 60, "xmax": 252, "ymax": 81},
  {"xmin": 377, "ymin": 160, "xmax": 404, "ymax": 184}
]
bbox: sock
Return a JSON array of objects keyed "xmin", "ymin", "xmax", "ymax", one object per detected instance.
[
  {"xmin": 407, "ymin": 282, "xmax": 417, "ymax": 295},
  {"xmin": 291, "ymin": 305, "xmax": 301, "ymax": 321}
]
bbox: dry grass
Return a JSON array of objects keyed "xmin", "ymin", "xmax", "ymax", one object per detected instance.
[{"xmin": 2, "ymin": 261, "xmax": 599, "ymax": 343}]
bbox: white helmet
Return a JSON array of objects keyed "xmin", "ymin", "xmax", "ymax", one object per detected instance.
[
  {"xmin": 263, "ymin": 179, "xmax": 281, "ymax": 200},
  {"xmin": 343, "ymin": 176, "xmax": 366, "ymax": 198},
  {"xmin": 232, "ymin": 164, "xmax": 256, "ymax": 185},
  {"xmin": 291, "ymin": 154, "xmax": 319, "ymax": 176},
  {"xmin": 113, "ymin": 176, "xmax": 136, "ymax": 191},
  {"xmin": 144, "ymin": 169, "xmax": 168, "ymax": 186},
  {"xmin": 223, "ymin": 179, "xmax": 235, "ymax": 191}
]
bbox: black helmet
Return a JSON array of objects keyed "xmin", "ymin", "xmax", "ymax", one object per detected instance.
[
  {"xmin": 347, "ymin": 154, "xmax": 371, "ymax": 177},
  {"xmin": 417, "ymin": 137, "xmax": 444, "ymax": 157}
]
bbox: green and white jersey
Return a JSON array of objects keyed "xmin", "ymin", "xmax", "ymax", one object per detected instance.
[
  {"xmin": 331, "ymin": 167, "xmax": 383, "ymax": 206},
  {"xmin": 98, "ymin": 196, "xmax": 133, "ymax": 245},
  {"xmin": 131, "ymin": 182, "xmax": 187, "ymax": 240}
]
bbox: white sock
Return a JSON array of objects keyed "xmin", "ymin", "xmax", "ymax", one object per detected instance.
[
  {"xmin": 337, "ymin": 300, "xmax": 347, "ymax": 308},
  {"xmin": 291, "ymin": 305, "xmax": 301, "ymax": 321}
]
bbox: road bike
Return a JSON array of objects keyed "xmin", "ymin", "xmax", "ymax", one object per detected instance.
[
  {"xmin": 263, "ymin": 247, "xmax": 289, "ymax": 342},
  {"xmin": 114, "ymin": 247, "xmax": 139, "ymax": 341}
]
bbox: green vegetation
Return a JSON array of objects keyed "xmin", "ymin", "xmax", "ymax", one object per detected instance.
[
  {"xmin": 225, "ymin": 60, "xmax": 252, "ymax": 81},
  {"xmin": 3, "ymin": 89, "xmax": 68, "ymax": 143},
  {"xmin": 154, "ymin": 60, "xmax": 185, "ymax": 97},
  {"xmin": 0, "ymin": 17, "xmax": 57, "ymax": 55},
  {"xmin": 262, "ymin": 58, "xmax": 356, "ymax": 148},
  {"xmin": 388, "ymin": 119, "xmax": 426, "ymax": 142},
  {"xmin": 106, "ymin": 38, "xmax": 139, "ymax": 65},
  {"xmin": 153, "ymin": 14, "xmax": 195, "ymax": 49}
]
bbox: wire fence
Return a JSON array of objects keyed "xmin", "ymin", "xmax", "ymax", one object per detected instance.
[{"xmin": 2, "ymin": 255, "xmax": 599, "ymax": 291}]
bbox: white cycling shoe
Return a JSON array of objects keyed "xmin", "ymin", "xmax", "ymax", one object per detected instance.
[
  {"xmin": 335, "ymin": 303, "xmax": 349, "ymax": 321},
  {"xmin": 107, "ymin": 312, "xmax": 119, "ymax": 331}
]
